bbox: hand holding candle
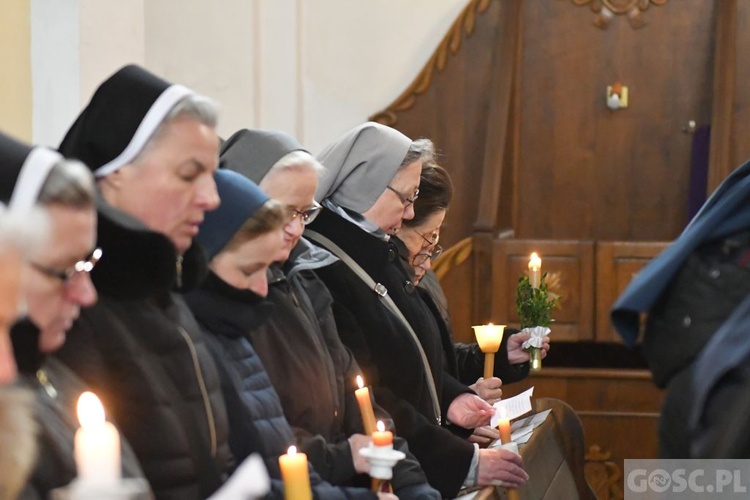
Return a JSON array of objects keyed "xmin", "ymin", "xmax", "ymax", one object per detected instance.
[
  {"xmin": 74, "ymin": 391, "xmax": 121, "ymax": 486},
  {"xmin": 355, "ymin": 375, "xmax": 377, "ymax": 435},
  {"xmin": 472, "ymin": 324, "xmax": 506, "ymax": 380},
  {"xmin": 528, "ymin": 252, "xmax": 542, "ymax": 289},
  {"xmin": 279, "ymin": 446, "xmax": 312, "ymax": 500}
]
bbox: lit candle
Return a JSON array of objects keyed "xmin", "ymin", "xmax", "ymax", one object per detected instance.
[
  {"xmin": 472, "ymin": 324, "xmax": 506, "ymax": 379},
  {"xmin": 497, "ymin": 406, "xmax": 512, "ymax": 445},
  {"xmin": 278, "ymin": 446, "xmax": 312, "ymax": 500},
  {"xmin": 74, "ymin": 391, "xmax": 121, "ymax": 485},
  {"xmin": 372, "ymin": 420, "xmax": 393, "ymax": 448},
  {"xmin": 355, "ymin": 375, "xmax": 377, "ymax": 435},
  {"xmin": 528, "ymin": 252, "xmax": 542, "ymax": 288},
  {"xmin": 497, "ymin": 406, "xmax": 520, "ymax": 500}
]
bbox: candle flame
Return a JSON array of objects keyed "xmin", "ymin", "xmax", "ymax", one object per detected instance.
[
  {"xmin": 376, "ymin": 420, "xmax": 385, "ymax": 432},
  {"xmin": 287, "ymin": 445, "xmax": 297, "ymax": 456},
  {"xmin": 77, "ymin": 391, "xmax": 105, "ymax": 429},
  {"xmin": 356, "ymin": 375, "xmax": 364, "ymax": 389}
]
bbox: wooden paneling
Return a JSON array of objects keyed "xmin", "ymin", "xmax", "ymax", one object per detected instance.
[
  {"xmin": 518, "ymin": 1, "xmax": 715, "ymax": 241},
  {"xmin": 596, "ymin": 241, "xmax": 669, "ymax": 342},
  {"xmin": 504, "ymin": 368, "xmax": 664, "ymax": 499},
  {"xmin": 491, "ymin": 239, "xmax": 594, "ymax": 341}
]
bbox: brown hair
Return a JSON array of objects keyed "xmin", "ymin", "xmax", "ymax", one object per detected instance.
[
  {"xmin": 404, "ymin": 161, "xmax": 453, "ymax": 228},
  {"xmin": 222, "ymin": 198, "xmax": 288, "ymax": 251}
]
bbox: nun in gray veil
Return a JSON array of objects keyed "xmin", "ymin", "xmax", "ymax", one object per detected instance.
[{"xmin": 306, "ymin": 122, "xmax": 527, "ymax": 498}]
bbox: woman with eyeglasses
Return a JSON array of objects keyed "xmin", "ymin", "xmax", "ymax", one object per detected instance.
[
  {"xmin": 396, "ymin": 163, "xmax": 548, "ymax": 444},
  {"xmin": 307, "ymin": 122, "xmax": 528, "ymax": 498},
  {"xmin": 219, "ymin": 128, "xmax": 438, "ymax": 499},
  {"xmin": 0, "ymin": 132, "xmax": 146, "ymax": 497}
]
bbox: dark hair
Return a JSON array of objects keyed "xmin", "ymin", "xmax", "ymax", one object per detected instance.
[
  {"xmin": 223, "ymin": 198, "xmax": 288, "ymax": 251},
  {"xmin": 404, "ymin": 161, "xmax": 453, "ymax": 228},
  {"xmin": 37, "ymin": 159, "xmax": 96, "ymax": 209},
  {"xmin": 399, "ymin": 138, "xmax": 435, "ymax": 169}
]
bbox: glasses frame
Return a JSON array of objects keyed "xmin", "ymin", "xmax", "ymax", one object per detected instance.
[
  {"xmin": 386, "ymin": 185, "xmax": 419, "ymax": 207},
  {"xmin": 410, "ymin": 228, "xmax": 443, "ymax": 267},
  {"xmin": 30, "ymin": 248, "xmax": 103, "ymax": 284},
  {"xmin": 288, "ymin": 200, "xmax": 323, "ymax": 226}
]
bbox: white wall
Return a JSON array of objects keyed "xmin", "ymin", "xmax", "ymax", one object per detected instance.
[{"xmin": 30, "ymin": 0, "xmax": 470, "ymax": 152}]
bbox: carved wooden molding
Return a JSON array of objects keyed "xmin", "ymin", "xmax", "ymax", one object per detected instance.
[
  {"xmin": 369, "ymin": 0, "xmax": 491, "ymax": 126},
  {"xmin": 584, "ymin": 445, "xmax": 624, "ymax": 500},
  {"xmin": 566, "ymin": 0, "xmax": 669, "ymax": 29}
]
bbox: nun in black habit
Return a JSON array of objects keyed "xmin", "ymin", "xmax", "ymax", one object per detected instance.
[
  {"xmin": 0, "ymin": 131, "xmax": 146, "ymax": 497},
  {"xmin": 55, "ymin": 65, "xmax": 233, "ymax": 499},
  {"xmin": 306, "ymin": 122, "xmax": 527, "ymax": 498}
]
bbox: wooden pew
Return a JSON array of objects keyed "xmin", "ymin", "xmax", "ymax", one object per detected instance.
[{"xmin": 458, "ymin": 398, "xmax": 596, "ymax": 500}]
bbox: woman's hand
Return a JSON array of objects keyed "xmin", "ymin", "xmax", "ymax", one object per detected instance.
[
  {"xmin": 469, "ymin": 376, "xmax": 503, "ymax": 404},
  {"xmin": 447, "ymin": 393, "xmax": 494, "ymax": 429},
  {"xmin": 507, "ymin": 331, "xmax": 550, "ymax": 365},
  {"xmin": 468, "ymin": 426, "xmax": 500, "ymax": 445}
]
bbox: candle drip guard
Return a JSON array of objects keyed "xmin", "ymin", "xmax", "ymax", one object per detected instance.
[{"xmin": 359, "ymin": 444, "xmax": 406, "ymax": 480}]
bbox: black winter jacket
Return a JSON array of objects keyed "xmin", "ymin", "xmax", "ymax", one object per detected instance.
[
  {"xmin": 248, "ymin": 240, "xmax": 439, "ymax": 498},
  {"xmin": 11, "ymin": 320, "xmax": 145, "ymax": 498},
  {"xmin": 307, "ymin": 208, "xmax": 475, "ymax": 498},
  {"xmin": 56, "ymin": 202, "xmax": 232, "ymax": 499},
  {"xmin": 185, "ymin": 271, "xmax": 376, "ymax": 500}
]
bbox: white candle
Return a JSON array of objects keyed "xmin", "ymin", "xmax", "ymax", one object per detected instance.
[
  {"xmin": 528, "ymin": 252, "xmax": 542, "ymax": 288},
  {"xmin": 74, "ymin": 391, "xmax": 121, "ymax": 485}
]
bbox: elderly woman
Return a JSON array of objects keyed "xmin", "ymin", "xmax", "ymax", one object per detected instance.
[
  {"xmin": 306, "ymin": 122, "xmax": 528, "ymax": 498},
  {"xmin": 220, "ymin": 128, "xmax": 439, "ymax": 499},
  {"xmin": 186, "ymin": 168, "xmax": 391, "ymax": 500}
]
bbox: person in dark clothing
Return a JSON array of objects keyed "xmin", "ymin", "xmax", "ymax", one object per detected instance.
[
  {"xmin": 307, "ymin": 122, "xmax": 528, "ymax": 498},
  {"xmin": 55, "ymin": 65, "xmax": 233, "ymax": 499},
  {"xmin": 0, "ymin": 131, "xmax": 146, "ymax": 497},
  {"xmin": 187, "ymin": 168, "xmax": 393, "ymax": 499},
  {"xmin": 219, "ymin": 128, "xmax": 440, "ymax": 498},
  {"xmin": 611, "ymin": 158, "xmax": 750, "ymax": 457},
  {"xmin": 397, "ymin": 162, "xmax": 546, "ymax": 445}
]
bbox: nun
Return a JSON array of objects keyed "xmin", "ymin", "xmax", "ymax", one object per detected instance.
[
  {"xmin": 306, "ymin": 122, "xmax": 527, "ymax": 498},
  {"xmin": 0, "ymin": 130, "xmax": 146, "ymax": 496},
  {"xmin": 220, "ymin": 128, "xmax": 440, "ymax": 499},
  {"xmin": 55, "ymin": 65, "xmax": 233, "ymax": 499}
]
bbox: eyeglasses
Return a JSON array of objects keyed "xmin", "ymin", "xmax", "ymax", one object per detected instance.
[
  {"xmin": 412, "ymin": 228, "xmax": 439, "ymax": 248},
  {"xmin": 30, "ymin": 248, "xmax": 103, "ymax": 284},
  {"xmin": 386, "ymin": 185, "xmax": 419, "ymax": 207},
  {"xmin": 411, "ymin": 245, "xmax": 443, "ymax": 267},
  {"xmin": 288, "ymin": 201, "xmax": 322, "ymax": 226}
]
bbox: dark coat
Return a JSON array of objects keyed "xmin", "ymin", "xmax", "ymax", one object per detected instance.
[
  {"xmin": 307, "ymin": 208, "xmax": 475, "ymax": 498},
  {"xmin": 10, "ymin": 320, "xmax": 145, "ymax": 498},
  {"xmin": 185, "ymin": 271, "xmax": 376, "ymax": 500},
  {"xmin": 55, "ymin": 202, "xmax": 232, "ymax": 500},
  {"xmin": 612, "ymin": 158, "xmax": 750, "ymax": 346},
  {"xmin": 402, "ymin": 250, "xmax": 529, "ymax": 386},
  {"xmin": 248, "ymin": 240, "xmax": 439, "ymax": 498}
]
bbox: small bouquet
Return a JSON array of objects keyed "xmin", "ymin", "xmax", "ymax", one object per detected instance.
[{"xmin": 516, "ymin": 273, "xmax": 560, "ymax": 371}]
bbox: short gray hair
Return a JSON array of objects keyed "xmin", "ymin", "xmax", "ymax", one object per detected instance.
[
  {"xmin": 37, "ymin": 160, "xmax": 96, "ymax": 209},
  {"xmin": 0, "ymin": 205, "xmax": 48, "ymax": 257},
  {"xmin": 263, "ymin": 151, "xmax": 327, "ymax": 186},
  {"xmin": 399, "ymin": 138, "xmax": 435, "ymax": 170}
]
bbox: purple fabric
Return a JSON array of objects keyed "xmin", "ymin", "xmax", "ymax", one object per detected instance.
[{"xmin": 687, "ymin": 125, "xmax": 711, "ymax": 220}]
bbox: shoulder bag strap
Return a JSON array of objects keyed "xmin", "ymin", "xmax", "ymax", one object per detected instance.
[{"xmin": 305, "ymin": 230, "xmax": 441, "ymax": 426}]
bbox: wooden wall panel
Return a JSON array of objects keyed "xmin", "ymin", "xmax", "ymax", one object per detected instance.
[
  {"xmin": 504, "ymin": 368, "xmax": 664, "ymax": 499},
  {"xmin": 596, "ymin": 241, "xmax": 670, "ymax": 343},
  {"xmin": 490, "ymin": 239, "xmax": 594, "ymax": 341},
  {"xmin": 518, "ymin": 1, "xmax": 716, "ymax": 241},
  {"xmin": 730, "ymin": 1, "xmax": 750, "ymax": 172}
]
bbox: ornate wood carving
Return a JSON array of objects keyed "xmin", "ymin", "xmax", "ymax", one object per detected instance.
[
  {"xmin": 565, "ymin": 0, "xmax": 669, "ymax": 29},
  {"xmin": 584, "ymin": 445, "xmax": 624, "ymax": 500},
  {"xmin": 369, "ymin": 0, "xmax": 491, "ymax": 126}
]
